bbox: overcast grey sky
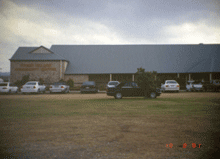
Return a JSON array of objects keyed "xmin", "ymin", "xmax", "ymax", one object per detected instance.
[{"xmin": 0, "ymin": 0, "xmax": 220, "ymax": 72}]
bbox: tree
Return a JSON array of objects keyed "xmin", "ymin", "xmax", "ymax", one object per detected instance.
[
  {"xmin": 67, "ymin": 78, "xmax": 74, "ymax": 89},
  {"xmin": 135, "ymin": 67, "xmax": 157, "ymax": 97},
  {"xmin": 21, "ymin": 74, "xmax": 30, "ymax": 85},
  {"xmin": 14, "ymin": 74, "xmax": 30, "ymax": 90},
  {"xmin": 39, "ymin": 78, "xmax": 44, "ymax": 84},
  {"xmin": 59, "ymin": 79, "xmax": 65, "ymax": 82}
]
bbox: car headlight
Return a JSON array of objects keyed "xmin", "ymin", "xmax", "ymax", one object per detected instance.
[
  {"xmin": 33, "ymin": 86, "xmax": 36, "ymax": 88},
  {"xmin": 177, "ymin": 85, "xmax": 179, "ymax": 87},
  {"xmin": 165, "ymin": 85, "xmax": 169, "ymax": 87},
  {"xmin": 61, "ymin": 86, "xmax": 64, "ymax": 88}
]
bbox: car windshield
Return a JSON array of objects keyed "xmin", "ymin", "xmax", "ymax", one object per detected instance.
[
  {"xmin": 0, "ymin": 83, "xmax": 7, "ymax": 86},
  {"xmin": 53, "ymin": 82, "xmax": 66, "ymax": 85},
  {"xmin": 132, "ymin": 82, "xmax": 138, "ymax": 87},
  {"xmin": 82, "ymin": 81, "xmax": 95, "ymax": 85},
  {"xmin": 108, "ymin": 82, "xmax": 119, "ymax": 85},
  {"xmin": 167, "ymin": 81, "xmax": 177, "ymax": 84},
  {"xmin": 26, "ymin": 82, "xmax": 37, "ymax": 85}
]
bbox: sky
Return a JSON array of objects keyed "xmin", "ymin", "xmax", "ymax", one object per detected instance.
[{"xmin": 0, "ymin": 0, "xmax": 220, "ymax": 73}]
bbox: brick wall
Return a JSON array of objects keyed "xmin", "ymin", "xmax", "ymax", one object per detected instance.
[{"xmin": 10, "ymin": 61, "xmax": 61, "ymax": 84}]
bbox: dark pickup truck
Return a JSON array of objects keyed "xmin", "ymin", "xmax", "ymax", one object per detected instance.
[
  {"xmin": 202, "ymin": 80, "xmax": 220, "ymax": 92},
  {"xmin": 107, "ymin": 81, "xmax": 161, "ymax": 99}
]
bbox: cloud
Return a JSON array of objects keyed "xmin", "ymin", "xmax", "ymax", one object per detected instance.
[
  {"xmin": 163, "ymin": 21, "xmax": 220, "ymax": 44},
  {"xmin": 1, "ymin": 0, "xmax": 220, "ymax": 72},
  {"xmin": 2, "ymin": 1, "xmax": 144, "ymax": 46},
  {"xmin": 0, "ymin": 0, "xmax": 139, "ymax": 72}
]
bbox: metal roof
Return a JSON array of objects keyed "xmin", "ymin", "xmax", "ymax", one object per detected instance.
[
  {"xmin": 49, "ymin": 44, "xmax": 220, "ymax": 74},
  {"xmin": 10, "ymin": 46, "xmax": 66, "ymax": 61}
]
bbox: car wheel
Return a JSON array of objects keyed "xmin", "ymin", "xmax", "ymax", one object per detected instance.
[
  {"xmin": 149, "ymin": 92, "xmax": 156, "ymax": 99},
  {"xmin": 8, "ymin": 90, "xmax": 11, "ymax": 94},
  {"xmin": 115, "ymin": 92, "xmax": 122, "ymax": 99}
]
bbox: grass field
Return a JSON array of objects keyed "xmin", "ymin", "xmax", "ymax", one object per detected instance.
[{"xmin": 0, "ymin": 93, "xmax": 220, "ymax": 159}]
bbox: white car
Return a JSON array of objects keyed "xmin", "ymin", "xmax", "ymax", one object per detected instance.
[
  {"xmin": 0, "ymin": 82, "xmax": 18, "ymax": 94},
  {"xmin": 49, "ymin": 82, "xmax": 70, "ymax": 93},
  {"xmin": 161, "ymin": 80, "xmax": 180, "ymax": 92},
  {"xmin": 106, "ymin": 81, "xmax": 120, "ymax": 89},
  {"xmin": 21, "ymin": 81, "xmax": 46, "ymax": 94},
  {"xmin": 186, "ymin": 81, "xmax": 203, "ymax": 92}
]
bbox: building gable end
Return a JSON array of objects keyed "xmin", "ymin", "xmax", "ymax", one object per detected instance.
[{"xmin": 30, "ymin": 46, "xmax": 53, "ymax": 54}]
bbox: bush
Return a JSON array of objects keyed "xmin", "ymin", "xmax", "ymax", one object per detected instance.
[
  {"xmin": 39, "ymin": 78, "xmax": 44, "ymax": 84},
  {"xmin": 21, "ymin": 74, "xmax": 30, "ymax": 85},
  {"xmin": 14, "ymin": 80, "xmax": 22, "ymax": 88},
  {"xmin": 59, "ymin": 79, "xmax": 65, "ymax": 82},
  {"xmin": 67, "ymin": 78, "xmax": 74, "ymax": 89},
  {"xmin": 14, "ymin": 74, "xmax": 30, "ymax": 91},
  {"xmin": 135, "ymin": 67, "xmax": 158, "ymax": 95}
]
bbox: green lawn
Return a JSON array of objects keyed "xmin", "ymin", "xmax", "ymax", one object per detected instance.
[
  {"xmin": 0, "ymin": 97, "xmax": 213, "ymax": 119},
  {"xmin": 0, "ymin": 93, "xmax": 220, "ymax": 159}
]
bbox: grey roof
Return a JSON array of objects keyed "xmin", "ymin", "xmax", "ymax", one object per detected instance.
[
  {"xmin": 10, "ymin": 46, "xmax": 66, "ymax": 61},
  {"xmin": 50, "ymin": 44, "xmax": 220, "ymax": 74}
]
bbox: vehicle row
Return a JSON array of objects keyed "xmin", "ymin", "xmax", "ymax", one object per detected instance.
[
  {"xmin": 186, "ymin": 80, "xmax": 220, "ymax": 92},
  {"xmin": 1, "ymin": 79, "xmax": 219, "ymax": 95},
  {"xmin": 161, "ymin": 79, "xmax": 220, "ymax": 92}
]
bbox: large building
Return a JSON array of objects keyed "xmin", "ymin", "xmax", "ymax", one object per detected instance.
[{"xmin": 10, "ymin": 44, "xmax": 220, "ymax": 87}]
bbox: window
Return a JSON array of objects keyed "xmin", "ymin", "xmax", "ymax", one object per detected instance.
[
  {"xmin": 131, "ymin": 82, "xmax": 138, "ymax": 87},
  {"xmin": 0, "ymin": 83, "xmax": 7, "ymax": 86},
  {"xmin": 124, "ymin": 82, "xmax": 132, "ymax": 86}
]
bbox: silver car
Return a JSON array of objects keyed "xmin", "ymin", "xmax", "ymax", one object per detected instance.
[
  {"xmin": 21, "ymin": 81, "xmax": 46, "ymax": 94},
  {"xmin": 106, "ymin": 81, "xmax": 120, "ymax": 89},
  {"xmin": 186, "ymin": 81, "xmax": 203, "ymax": 92},
  {"xmin": 49, "ymin": 82, "xmax": 70, "ymax": 93},
  {"xmin": 0, "ymin": 82, "xmax": 18, "ymax": 94}
]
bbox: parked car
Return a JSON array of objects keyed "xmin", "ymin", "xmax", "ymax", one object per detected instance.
[
  {"xmin": 186, "ymin": 81, "xmax": 203, "ymax": 92},
  {"xmin": 49, "ymin": 82, "xmax": 70, "ymax": 93},
  {"xmin": 21, "ymin": 81, "xmax": 46, "ymax": 94},
  {"xmin": 202, "ymin": 80, "xmax": 220, "ymax": 92},
  {"xmin": 106, "ymin": 81, "xmax": 120, "ymax": 89},
  {"xmin": 80, "ymin": 81, "xmax": 98, "ymax": 93},
  {"xmin": 161, "ymin": 80, "xmax": 180, "ymax": 92},
  {"xmin": 107, "ymin": 81, "xmax": 161, "ymax": 99},
  {"xmin": 0, "ymin": 82, "xmax": 18, "ymax": 94}
]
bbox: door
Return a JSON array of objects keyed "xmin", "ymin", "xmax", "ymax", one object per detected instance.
[
  {"xmin": 121, "ymin": 82, "xmax": 133, "ymax": 96},
  {"xmin": 131, "ymin": 82, "xmax": 144, "ymax": 96}
]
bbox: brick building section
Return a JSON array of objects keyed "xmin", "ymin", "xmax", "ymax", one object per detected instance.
[
  {"xmin": 64, "ymin": 75, "xmax": 89, "ymax": 87},
  {"xmin": 10, "ymin": 61, "xmax": 67, "ymax": 84}
]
